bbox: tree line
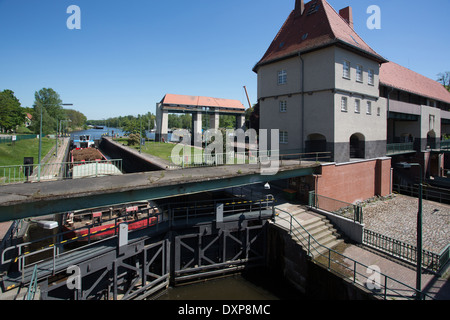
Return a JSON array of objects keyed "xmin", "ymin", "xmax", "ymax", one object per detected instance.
[{"xmin": 0, "ymin": 88, "xmax": 87, "ymax": 135}]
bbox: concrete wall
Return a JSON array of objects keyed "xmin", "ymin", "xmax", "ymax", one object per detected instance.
[
  {"xmin": 266, "ymin": 224, "xmax": 376, "ymax": 300},
  {"xmin": 316, "ymin": 157, "xmax": 392, "ymax": 204}
]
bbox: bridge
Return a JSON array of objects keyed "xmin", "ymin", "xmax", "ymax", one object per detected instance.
[{"xmin": 0, "ymin": 160, "xmax": 320, "ymax": 222}]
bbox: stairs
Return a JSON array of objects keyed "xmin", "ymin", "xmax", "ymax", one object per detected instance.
[{"xmin": 274, "ymin": 203, "xmax": 344, "ymax": 257}]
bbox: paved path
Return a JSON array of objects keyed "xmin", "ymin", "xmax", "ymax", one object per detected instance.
[
  {"xmin": 272, "ymin": 202, "xmax": 450, "ymax": 300},
  {"xmin": 29, "ymin": 137, "xmax": 70, "ymax": 182}
]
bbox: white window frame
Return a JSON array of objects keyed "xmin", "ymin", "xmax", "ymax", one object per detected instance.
[
  {"xmin": 368, "ymin": 69, "xmax": 374, "ymax": 85},
  {"xmin": 341, "ymin": 97, "xmax": 348, "ymax": 112},
  {"xmin": 279, "ymin": 100, "xmax": 287, "ymax": 113},
  {"xmin": 343, "ymin": 61, "xmax": 350, "ymax": 79},
  {"xmin": 280, "ymin": 131, "xmax": 288, "ymax": 144},
  {"xmin": 354, "ymin": 99, "xmax": 360, "ymax": 113},
  {"xmin": 278, "ymin": 69, "xmax": 287, "ymax": 85},
  {"xmin": 366, "ymin": 101, "xmax": 372, "ymax": 115},
  {"xmin": 356, "ymin": 65, "xmax": 363, "ymax": 82}
]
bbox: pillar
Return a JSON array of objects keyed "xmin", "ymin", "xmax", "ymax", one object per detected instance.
[
  {"xmin": 156, "ymin": 103, "xmax": 168, "ymax": 142},
  {"xmin": 210, "ymin": 111, "xmax": 219, "ymax": 131},
  {"xmin": 235, "ymin": 114, "xmax": 245, "ymax": 129},
  {"xmin": 191, "ymin": 112, "xmax": 202, "ymax": 147}
]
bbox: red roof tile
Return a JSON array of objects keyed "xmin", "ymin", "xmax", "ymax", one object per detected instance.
[
  {"xmin": 253, "ymin": 0, "xmax": 385, "ymax": 71},
  {"xmin": 380, "ymin": 62, "xmax": 450, "ymax": 104},
  {"xmin": 161, "ymin": 94, "xmax": 245, "ymax": 110}
]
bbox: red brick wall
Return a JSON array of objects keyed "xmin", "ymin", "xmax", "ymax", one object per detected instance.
[{"xmin": 316, "ymin": 158, "xmax": 392, "ymax": 204}]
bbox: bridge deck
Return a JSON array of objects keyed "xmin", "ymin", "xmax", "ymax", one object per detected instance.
[{"xmin": 0, "ymin": 162, "xmax": 319, "ymax": 222}]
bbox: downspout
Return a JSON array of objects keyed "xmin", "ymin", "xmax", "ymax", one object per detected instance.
[{"xmin": 299, "ymin": 52, "xmax": 305, "ymax": 152}]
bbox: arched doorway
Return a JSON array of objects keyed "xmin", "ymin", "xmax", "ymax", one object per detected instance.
[
  {"xmin": 427, "ymin": 130, "xmax": 436, "ymax": 149},
  {"xmin": 350, "ymin": 133, "xmax": 365, "ymax": 159},
  {"xmin": 306, "ymin": 133, "xmax": 327, "ymax": 153}
]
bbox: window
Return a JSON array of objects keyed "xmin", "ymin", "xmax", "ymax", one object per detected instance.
[
  {"xmin": 280, "ymin": 131, "xmax": 288, "ymax": 144},
  {"xmin": 343, "ymin": 61, "xmax": 350, "ymax": 79},
  {"xmin": 279, "ymin": 101, "xmax": 287, "ymax": 113},
  {"xmin": 368, "ymin": 69, "xmax": 374, "ymax": 85},
  {"xmin": 356, "ymin": 65, "xmax": 363, "ymax": 82},
  {"xmin": 278, "ymin": 70, "xmax": 287, "ymax": 85},
  {"xmin": 341, "ymin": 97, "xmax": 348, "ymax": 112},
  {"xmin": 366, "ymin": 101, "xmax": 372, "ymax": 115},
  {"xmin": 355, "ymin": 99, "xmax": 360, "ymax": 113},
  {"xmin": 377, "ymin": 107, "xmax": 381, "ymax": 116}
]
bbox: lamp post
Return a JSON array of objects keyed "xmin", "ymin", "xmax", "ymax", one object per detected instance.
[{"xmin": 396, "ymin": 162, "xmax": 423, "ymax": 299}]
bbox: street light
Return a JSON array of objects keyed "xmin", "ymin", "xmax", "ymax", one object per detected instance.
[{"xmin": 396, "ymin": 161, "xmax": 423, "ymax": 299}]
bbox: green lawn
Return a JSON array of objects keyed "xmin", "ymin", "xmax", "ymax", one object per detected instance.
[{"xmin": 0, "ymin": 137, "xmax": 56, "ymax": 167}]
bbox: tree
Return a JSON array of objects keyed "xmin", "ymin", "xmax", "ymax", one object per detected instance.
[
  {"xmin": 0, "ymin": 90, "xmax": 25, "ymax": 133},
  {"xmin": 31, "ymin": 88, "xmax": 65, "ymax": 135},
  {"xmin": 437, "ymin": 72, "xmax": 450, "ymax": 92}
]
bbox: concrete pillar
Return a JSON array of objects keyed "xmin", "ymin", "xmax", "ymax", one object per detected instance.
[
  {"xmin": 210, "ymin": 112, "xmax": 219, "ymax": 130},
  {"xmin": 156, "ymin": 103, "xmax": 168, "ymax": 142},
  {"xmin": 191, "ymin": 112, "xmax": 202, "ymax": 147},
  {"xmin": 235, "ymin": 114, "xmax": 245, "ymax": 129}
]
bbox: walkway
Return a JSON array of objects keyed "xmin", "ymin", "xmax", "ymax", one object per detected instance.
[
  {"xmin": 273, "ymin": 202, "xmax": 450, "ymax": 300},
  {"xmin": 29, "ymin": 137, "xmax": 70, "ymax": 182}
]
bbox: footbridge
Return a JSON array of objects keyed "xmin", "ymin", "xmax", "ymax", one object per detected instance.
[{"xmin": 0, "ymin": 161, "xmax": 320, "ymax": 222}]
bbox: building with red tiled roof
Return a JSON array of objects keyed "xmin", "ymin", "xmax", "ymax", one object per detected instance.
[
  {"xmin": 255, "ymin": 0, "xmax": 450, "ymax": 159},
  {"xmin": 254, "ymin": 0, "xmax": 450, "ymax": 202}
]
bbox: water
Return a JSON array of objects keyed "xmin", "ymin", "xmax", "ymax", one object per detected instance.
[
  {"xmin": 156, "ymin": 269, "xmax": 304, "ymax": 300},
  {"xmin": 70, "ymin": 126, "xmax": 173, "ymax": 141}
]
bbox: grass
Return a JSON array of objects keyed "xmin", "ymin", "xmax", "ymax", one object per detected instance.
[
  {"xmin": 0, "ymin": 137, "xmax": 56, "ymax": 167},
  {"xmin": 114, "ymin": 138, "xmax": 200, "ymax": 161}
]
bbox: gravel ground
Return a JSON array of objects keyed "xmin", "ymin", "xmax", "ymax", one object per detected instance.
[{"xmin": 362, "ymin": 194, "xmax": 450, "ymax": 253}]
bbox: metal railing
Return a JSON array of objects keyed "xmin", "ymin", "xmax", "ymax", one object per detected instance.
[
  {"xmin": 24, "ymin": 265, "xmax": 38, "ymax": 300},
  {"xmin": 0, "ymin": 197, "xmax": 275, "ymax": 289},
  {"xmin": 393, "ymin": 184, "xmax": 450, "ymax": 204},
  {"xmin": 274, "ymin": 207, "xmax": 434, "ymax": 300},
  {"xmin": 0, "ymin": 135, "xmax": 36, "ymax": 144},
  {"xmin": 168, "ymin": 149, "xmax": 331, "ymax": 169},
  {"xmin": 308, "ymin": 191, "xmax": 363, "ymax": 223},
  {"xmin": 386, "ymin": 142, "xmax": 415, "ymax": 155},
  {"xmin": 0, "ymin": 159, "xmax": 123, "ymax": 184},
  {"xmin": 363, "ymin": 229, "xmax": 446, "ymax": 273}
]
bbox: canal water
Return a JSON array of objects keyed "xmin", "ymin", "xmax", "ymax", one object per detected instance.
[{"xmin": 156, "ymin": 268, "xmax": 304, "ymax": 300}]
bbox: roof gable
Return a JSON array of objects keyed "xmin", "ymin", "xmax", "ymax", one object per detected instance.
[{"xmin": 253, "ymin": 0, "xmax": 385, "ymax": 71}]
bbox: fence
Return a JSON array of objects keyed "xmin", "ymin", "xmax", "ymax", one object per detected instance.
[
  {"xmin": 308, "ymin": 191, "xmax": 363, "ymax": 223},
  {"xmin": 0, "ymin": 159, "xmax": 123, "ymax": 184},
  {"xmin": 393, "ymin": 184, "xmax": 450, "ymax": 204},
  {"xmin": 386, "ymin": 142, "xmax": 415, "ymax": 155},
  {"xmin": 168, "ymin": 149, "xmax": 331, "ymax": 169},
  {"xmin": 363, "ymin": 229, "xmax": 448, "ymax": 274},
  {"xmin": 0, "ymin": 135, "xmax": 36, "ymax": 145},
  {"xmin": 275, "ymin": 207, "xmax": 434, "ymax": 300}
]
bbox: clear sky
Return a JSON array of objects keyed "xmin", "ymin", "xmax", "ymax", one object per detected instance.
[{"xmin": 0, "ymin": 0, "xmax": 449, "ymax": 120}]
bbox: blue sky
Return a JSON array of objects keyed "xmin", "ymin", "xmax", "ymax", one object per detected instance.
[{"xmin": 0, "ymin": 0, "xmax": 449, "ymax": 120}]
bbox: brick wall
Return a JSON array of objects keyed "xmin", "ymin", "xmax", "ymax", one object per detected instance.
[{"xmin": 316, "ymin": 158, "xmax": 392, "ymax": 204}]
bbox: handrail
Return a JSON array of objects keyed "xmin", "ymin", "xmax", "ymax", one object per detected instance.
[
  {"xmin": 24, "ymin": 264, "xmax": 38, "ymax": 300},
  {"xmin": 1, "ymin": 197, "xmax": 275, "ymax": 284},
  {"xmin": 363, "ymin": 228, "xmax": 445, "ymax": 274},
  {"xmin": 274, "ymin": 207, "xmax": 434, "ymax": 300}
]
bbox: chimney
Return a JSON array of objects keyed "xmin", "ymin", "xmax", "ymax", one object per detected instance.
[
  {"xmin": 294, "ymin": 0, "xmax": 305, "ymax": 17},
  {"xmin": 339, "ymin": 6, "xmax": 354, "ymax": 29}
]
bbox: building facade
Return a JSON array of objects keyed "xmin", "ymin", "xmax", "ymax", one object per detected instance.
[{"xmin": 253, "ymin": 0, "xmax": 450, "ymax": 202}]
